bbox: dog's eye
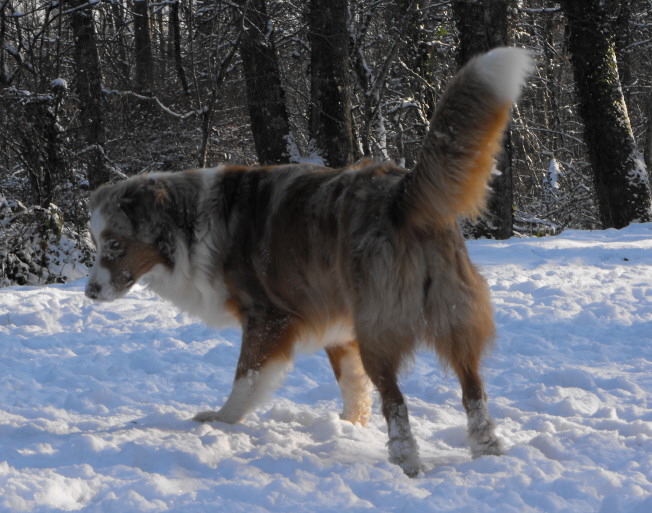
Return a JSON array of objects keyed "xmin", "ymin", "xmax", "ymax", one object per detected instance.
[{"xmin": 103, "ymin": 239, "xmax": 125, "ymax": 260}]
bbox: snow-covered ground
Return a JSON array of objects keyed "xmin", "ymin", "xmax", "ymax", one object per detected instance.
[{"xmin": 0, "ymin": 224, "xmax": 651, "ymax": 513}]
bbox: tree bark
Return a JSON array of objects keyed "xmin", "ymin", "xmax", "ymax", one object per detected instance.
[
  {"xmin": 644, "ymin": 91, "xmax": 652, "ymax": 173},
  {"xmin": 0, "ymin": 3, "xmax": 8, "ymax": 86},
  {"xmin": 109, "ymin": 0, "xmax": 131, "ymax": 86},
  {"xmin": 453, "ymin": 0, "xmax": 514, "ymax": 239},
  {"xmin": 19, "ymin": 99, "xmax": 63, "ymax": 206},
  {"xmin": 561, "ymin": 0, "xmax": 651, "ymax": 228},
  {"xmin": 614, "ymin": 0, "xmax": 632, "ymax": 108},
  {"xmin": 134, "ymin": 0, "xmax": 154, "ymax": 95},
  {"xmin": 395, "ymin": 1, "xmax": 436, "ymax": 118},
  {"xmin": 237, "ymin": 0, "xmax": 292, "ymax": 165},
  {"xmin": 69, "ymin": 0, "xmax": 110, "ymax": 190},
  {"xmin": 170, "ymin": 0, "xmax": 189, "ymax": 96},
  {"xmin": 309, "ymin": 0, "xmax": 356, "ymax": 168}
]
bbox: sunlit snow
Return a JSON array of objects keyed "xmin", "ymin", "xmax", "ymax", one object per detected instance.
[{"xmin": 1, "ymin": 224, "xmax": 651, "ymax": 512}]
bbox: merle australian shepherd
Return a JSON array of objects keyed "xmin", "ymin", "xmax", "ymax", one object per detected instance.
[{"xmin": 86, "ymin": 48, "xmax": 532, "ymax": 476}]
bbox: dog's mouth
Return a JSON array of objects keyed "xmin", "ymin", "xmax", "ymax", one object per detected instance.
[
  {"xmin": 85, "ymin": 280, "xmax": 131, "ymax": 302},
  {"xmin": 85, "ymin": 269, "xmax": 134, "ymax": 302}
]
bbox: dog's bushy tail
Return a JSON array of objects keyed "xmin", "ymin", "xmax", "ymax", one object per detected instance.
[{"xmin": 397, "ymin": 47, "xmax": 533, "ymax": 228}]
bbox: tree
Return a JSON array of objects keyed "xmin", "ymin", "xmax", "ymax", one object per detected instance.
[
  {"xmin": 394, "ymin": 1, "xmax": 437, "ymax": 119},
  {"xmin": 0, "ymin": 1, "xmax": 8, "ymax": 87},
  {"xmin": 308, "ymin": 0, "xmax": 356, "ymax": 168},
  {"xmin": 133, "ymin": 0, "xmax": 154, "ymax": 95},
  {"xmin": 237, "ymin": 0, "xmax": 292, "ymax": 165},
  {"xmin": 169, "ymin": 0, "xmax": 189, "ymax": 96},
  {"xmin": 561, "ymin": 0, "xmax": 652, "ymax": 228},
  {"xmin": 453, "ymin": 0, "xmax": 515, "ymax": 239},
  {"xmin": 614, "ymin": 0, "xmax": 632, "ymax": 107},
  {"xmin": 68, "ymin": 0, "xmax": 111, "ymax": 190}
]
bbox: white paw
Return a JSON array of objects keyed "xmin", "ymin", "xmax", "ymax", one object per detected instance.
[
  {"xmin": 466, "ymin": 398, "xmax": 504, "ymax": 458},
  {"xmin": 388, "ymin": 433, "xmax": 422, "ymax": 477},
  {"xmin": 470, "ymin": 433, "xmax": 504, "ymax": 459}
]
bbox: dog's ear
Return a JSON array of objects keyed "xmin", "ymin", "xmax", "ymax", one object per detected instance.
[{"xmin": 117, "ymin": 177, "xmax": 169, "ymax": 240}]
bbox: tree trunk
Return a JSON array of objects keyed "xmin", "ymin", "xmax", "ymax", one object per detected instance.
[
  {"xmin": 453, "ymin": 0, "xmax": 514, "ymax": 239},
  {"xmin": 1, "ymin": 4, "xmax": 8, "ymax": 86},
  {"xmin": 395, "ymin": 1, "xmax": 437, "ymax": 119},
  {"xmin": 155, "ymin": 6, "xmax": 166, "ymax": 83},
  {"xmin": 110, "ymin": 0, "xmax": 131, "ymax": 86},
  {"xmin": 19, "ymin": 99, "xmax": 64, "ymax": 206},
  {"xmin": 644, "ymin": 90, "xmax": 652, "ymax": 173},
  {"xmin": 134, "ymin": 0, "xmax": 154, "ymax": 95},
  {"xmin": 309, "ymin": 0, "xmax": 356, "ymax": 168},
  {"xmin": 69, "ymin": 0, "xmax": 110, "ymax": 190},
  {"xmin": 454, "ymin": 0, "xmax": 510, "ymax": 65},
  {"xmin": 237, "ymin": 0, "xmax": 292, "ymax": 165},
  {"xmin": 614, "ymin": 0, "xmax": 632, "ymax": 108},
  {"xmin": 170, "ymin": 0, "xmax": 189, "ymax": 95},
  {"xmin": 561, "ymin": 0, "xmax": 651, "ymax": 228}
]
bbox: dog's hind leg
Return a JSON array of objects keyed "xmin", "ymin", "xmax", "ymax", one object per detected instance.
[
  {"xmin": 325, "ymin": 341, "xmax": 373, "ymax": 426},
  {"xmin": 194, "ymin": 311, "xmax": 296, "ymax": 424},
  {"xmin": 448, "ymin": 340, "xmax": 503, "ymax": 459},
  {"xmin": 356, "ymin": 337, "xmax": 421, "ymax": 477}
]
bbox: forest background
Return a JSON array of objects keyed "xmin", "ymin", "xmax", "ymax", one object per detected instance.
[{"xmin": 1, "ymin": 0, "xmax": 651, "ymax": 286}]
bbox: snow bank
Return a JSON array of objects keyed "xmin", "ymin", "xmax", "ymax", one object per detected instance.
[{"xmin": 0, "ymin": 224, "xmax": 651, "ymax": 512}]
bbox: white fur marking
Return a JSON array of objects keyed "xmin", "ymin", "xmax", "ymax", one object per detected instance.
[
  {"xmin": 86, "ymin": 210, "xmax": 124, "ymax": 301},
  {"xmin": 143, "ymin": 259, "xmax": 237, "ymax": 329},
  {"xmin": 89, "ymin": 208, "xmax": 107, "ymax": 244},
  {"xmin": 466, "ymin": 399, "xmax": 503, "ymax": 458},
  {"xmin": 474, "ymin": 47, "xmax": 533, "ymax": 104},
  {"xmin": 199, "ymin": 166, "xmax": 224, "ymax": 191},
  {"xmin": 297, "ymin": 321, "xmax": 355, "ymax": 354},
  {"xmin": 140, "ymin": 167, "xmax": 238, "ymax": 329},
  {"xmin": 387, "ymin": 404, "xmax": 421, "ymax": 477},
  {"xmin": 195, "ymin": 358, "xmax": 291, "ymax": 424}
]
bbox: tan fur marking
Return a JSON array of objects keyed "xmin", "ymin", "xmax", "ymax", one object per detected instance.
[
  {"xmin": 99, "ymin": 230, "xmax": 169, "ymax": 288},
  {"xmin": 455, "ymin": 102, "xmax": 512, "ymax": 219},
  {"xmin": 326, "ymin": 341, "xmax": 373, "ymax": 426},
  {"xmin": 326, "ymin": 344, "xmax": 347, "ymax": 381}
]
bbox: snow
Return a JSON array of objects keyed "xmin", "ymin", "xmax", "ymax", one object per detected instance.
[
  {"xmin": 50, "ymin": 78, "xmax": 68, "ymax": 91},
  {"xmin": 1, "ymin": 224, "xmax": 651, "ymax": 512},
  {"xmin": 545, "ymin": 158, "xmax": 561, "ymax": 192}
]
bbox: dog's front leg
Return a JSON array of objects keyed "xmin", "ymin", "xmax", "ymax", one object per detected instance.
[{"xmin": 194, "ymin": 311, "xmax": 297, "ymax": 424}]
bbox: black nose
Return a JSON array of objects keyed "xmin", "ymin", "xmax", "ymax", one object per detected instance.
[{"xmin": 86, "ymin": 282, "xmax": 101, "ymax": 299}]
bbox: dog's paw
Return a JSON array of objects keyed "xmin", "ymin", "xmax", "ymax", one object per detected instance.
[
  {"xmin": 192, "ymin": 410, "xmax": 223, "ymax": 423},
  {"xmin": 466, "ymin": 399, "xmax": 504, "ymax": 458},
  {"xmin": 397, "ymin": 458, "xmax": 422, "ymax": 478},
  {"xmin": 340, "ymin": 407, "xmax": 371, "ymax": 427},
  {"xmin": 389, "ymin": 449, "xmax": 422, "ymax": 478},
  {"xmin": 470, "ymin": 433, "xmax": 504, "ymax": 459},
  {"xmin": 388, "ymin": 435, "xmax": 422, "ymax": 478}
]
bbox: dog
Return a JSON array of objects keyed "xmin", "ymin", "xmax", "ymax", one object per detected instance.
[{"xmin": 86, "ymin": 47, "xmax": 532, "ymax": 476}]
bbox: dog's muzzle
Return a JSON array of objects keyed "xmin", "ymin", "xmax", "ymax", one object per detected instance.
[{"xmin": 85, "ymin": 281, "xmax": 102, "ymax": 300}]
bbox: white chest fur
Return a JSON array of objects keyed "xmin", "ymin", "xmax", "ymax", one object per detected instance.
[{"xmin": 143, "ymin": 254, "xmax": 238, "ymax": 330}]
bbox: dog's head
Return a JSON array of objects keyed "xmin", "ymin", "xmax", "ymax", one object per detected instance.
[{"xmin": 85, "ymin": 175, "xmax": 175, "ymax": 301}]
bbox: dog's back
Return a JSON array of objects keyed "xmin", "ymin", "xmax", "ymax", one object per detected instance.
[{"xmin": 213, "ymin": 48, "xmax": 532, "ymax": 348}]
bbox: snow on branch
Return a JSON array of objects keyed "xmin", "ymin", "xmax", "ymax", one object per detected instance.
[{"xmin": 101, "ymin": 88, "xmax": 209, "ymax": 120}]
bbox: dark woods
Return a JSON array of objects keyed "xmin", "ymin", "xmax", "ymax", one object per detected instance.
[{"xmin": 1, "ymin": 0, "xmax": 651, "ymax": 286}]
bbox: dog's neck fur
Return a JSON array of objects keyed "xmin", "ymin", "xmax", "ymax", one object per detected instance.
[{"xmin": 143, "ymin": 168, "xmax": 239, "ymax": 329}]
